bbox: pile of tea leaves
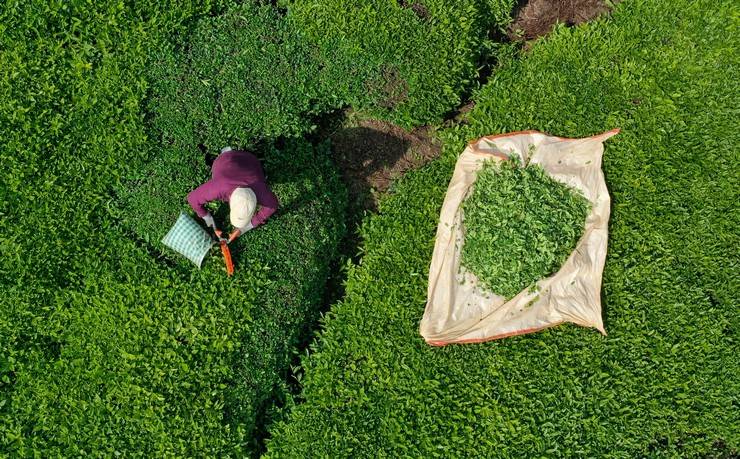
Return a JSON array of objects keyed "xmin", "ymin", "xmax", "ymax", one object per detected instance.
[{"xmin": 461, "ymin": 158, "xmax": 591, "ymax": 299}]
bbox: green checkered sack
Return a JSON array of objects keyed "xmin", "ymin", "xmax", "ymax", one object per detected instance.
[{"xmin": 162, "ymin": 212, "xmax": 215, "ymax": 267}]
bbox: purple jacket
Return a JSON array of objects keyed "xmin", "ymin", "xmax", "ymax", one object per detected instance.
[{"xmin": 187, "ymin": 150, "xmax": 278, "ymax": 228}]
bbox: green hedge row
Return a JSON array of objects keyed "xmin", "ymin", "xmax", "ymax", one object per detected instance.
[
  {"xmin": 3, "ymin": 138, "xmax": 346, "ymax": 456},
  {"xmin": 1, "ymin": 1, "xmax": 347, "ymax": 456},
  {"xmin": 149, "ymin": 0, "xmax": 518, "ymax": 149},
  {"xmin": 265, "ymin": 0, "xmax": 740, "ymax": 456},
  {"xmin": 280, "ymin": 0, "xmax": 516, "ymax": 127},
  {"xmin": 147, "ymin": 2, "xmax": 339, "ymax": 153},
  {"xmin": 1, "ymin": 2, "xmax": 231, "ymax": 407}
]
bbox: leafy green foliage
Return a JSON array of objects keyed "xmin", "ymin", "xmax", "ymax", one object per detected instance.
[
  {"xmin": 279, "ymin": 0, "xmax": 516, "ymax": 127},
  {"xmin": 265, "ymin": 0, "xmax": 740, "ymax": 456},
  {"xmin": 148, "ymin": 2, "xmax": 339, "ymax": 152},
  {"xmin": 114, "ymin": 145, "xmax": 211, "ymax": 248},
  {"xmin": 0, "ymin": 1, "xmax": 346, "ymax": 456},
  {"xmin": 462, "ymin": 159, "xmax": 590, "ymax": 298},
  {"xmin": 3, "ymin": 137, "xmax": 345, "ymax": 456},
  {"xmin": 150, "ymin": 0, "xmax": 519, "ymax": 150}
]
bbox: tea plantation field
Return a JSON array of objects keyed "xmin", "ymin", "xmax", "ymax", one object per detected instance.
[
  {"xmin": 265, "ymin": 0, "xmax": 739, "ymax": 457},
  {"xmin": 1, "ymin": 0, "xmax": 737, "ymax": 457},
  {"xmin": 0, "ymin": 2, "xmax": 349, "ymax": 455},
  {"xmin": 0, "ymin": 0, "xmax": 516, "ymax": 456}
]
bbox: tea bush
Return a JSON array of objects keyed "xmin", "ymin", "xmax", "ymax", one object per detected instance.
[
  {"xmin": 2, "ymin": 138, "xmax": 345, "ymax": 457},
  {"xmin": 280, "ymin": 0, "xmax": 516, "ymax": 127},
  {"xmin": 150, "ymin": 0, "xmax": 518, "ymax": 147},
  {"xmin": 0, "ymin": 1, "xmax": 346, "ymax": 456},
  {"xmin": 265, "ymin": 0, "xmax": 739, "ymax": 456},
  {"xmin": 147, "ymin": 2, "xmax": 340, "ymax": 153}
]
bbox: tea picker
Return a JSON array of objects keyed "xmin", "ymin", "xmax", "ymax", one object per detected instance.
[
  {"xmin": 162, "ymin": 146, "xmax": 279, "ymax": 276},
  {"xmin": 189, "ymin": 146, "xmax": 278, "ymax": 239}
]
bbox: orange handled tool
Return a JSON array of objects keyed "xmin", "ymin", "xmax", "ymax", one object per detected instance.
[
  {"xmin": 220, "ymin": 241, "xmax": 234, "ymax": 276},
  {"xmin": 214, "ymin": 229, "xmax": 235, "ymax": 277}
]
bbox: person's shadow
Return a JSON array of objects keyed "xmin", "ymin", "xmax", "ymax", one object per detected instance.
[{"xmin": 329, "ymin": 125, "xmax": 411, "ymax": 209}]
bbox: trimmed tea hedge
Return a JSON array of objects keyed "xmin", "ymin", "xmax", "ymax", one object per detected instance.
[
  {"xmin": 280, "ymin": 0, "xmax": 516, "ymax": 127},
  {"xmin": 0, "ymin": 1, "xmax": 346, "ymax": 456},
  {"xmin": 265, "ymin": 0, "xmax": 740, "ymax": 456},
  {"xmin": 147, "ymin": 2, "xmax": 340, "ymax": 152},
  {"xmin": 151, "ymin": 0, "xmax": 518, "ymax": 146},
  {"xmin": 2, "ymin": 138, "xmax": 345, "ymax": 456}
]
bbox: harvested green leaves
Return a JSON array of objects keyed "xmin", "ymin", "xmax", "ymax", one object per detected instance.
[{"xmin": 461, "ymin": 158, "xmax": 590, "ymax": 299}]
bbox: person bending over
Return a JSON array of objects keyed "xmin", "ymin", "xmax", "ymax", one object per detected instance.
[{"xmin": 187, "ymin": 146, "xmax": 278, "ymax": 243}]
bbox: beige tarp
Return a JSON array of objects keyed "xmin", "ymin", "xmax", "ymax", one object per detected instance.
[{"xmin": 421, "ymin": 129, "xmax": 619, "ymax": 346}]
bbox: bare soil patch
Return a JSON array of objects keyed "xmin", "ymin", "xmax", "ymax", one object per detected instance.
[
  {"xmin": 364, "ymin": 66, "xmax": 410, "ymax": 111},
  {"xmin": 509, "ymin": 0, "xmax": 614, "ymax": 41},
  {"xmin": 330, "ymin": 118, "xmax": 441, "ymax": 210},
  {"xmin": 398, "ymin": 0, "xmax": 430, "ymax": 20}
]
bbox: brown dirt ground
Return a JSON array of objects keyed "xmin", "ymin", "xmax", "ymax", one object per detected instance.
[
  {"xmin": 509, "ymin": 0, "xmax": 614, "ymax": 41},
  {"xmin": 398, "ymin": 1, "xmax": 430, "ymax": 20},
  {"xmin": 330, "ymin": 118, "xmax": 441, "ymax": 210}
]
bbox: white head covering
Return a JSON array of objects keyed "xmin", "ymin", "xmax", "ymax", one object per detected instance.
[{"xmin": 230, "ymin": 187, "xmax": 257, "ymax": 229}]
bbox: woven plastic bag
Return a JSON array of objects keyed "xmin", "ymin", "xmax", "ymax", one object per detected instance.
[
  {"xmin": 421, "ymin": 129, "xmax": 619, "ymax": 345},
  {"xmin": 162, "ymin": 212, "xmax": 215, "ymax": 267}
]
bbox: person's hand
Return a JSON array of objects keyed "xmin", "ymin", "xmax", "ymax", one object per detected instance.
[
  {"xmin": 214, "ymin": 228, "xmax": 228, "ymax": 243},
  {"xmin": 203, "ymin": 213, "xmax": 215, "ymax": 228},
  {"xmin": 228, "ymin": 229, "xmax": 241, "ymax": 244}
]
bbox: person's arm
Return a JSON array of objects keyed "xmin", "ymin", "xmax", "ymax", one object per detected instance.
[
  {"xmin": 187, "ymin": 180, "xmax": 220, "ymax": 220},
  {"xmin": 250, "ymin": 181, "xmax": 279, "ymax": 228}
]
